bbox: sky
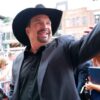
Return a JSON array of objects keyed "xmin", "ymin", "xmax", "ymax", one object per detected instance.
[
  {"xmin": 0, "ymin": 0, "xmax": 62, "ymax": 18},
  {"xmin": 0, "ymin": 0, "xmax": 100, "ymax": 18}
]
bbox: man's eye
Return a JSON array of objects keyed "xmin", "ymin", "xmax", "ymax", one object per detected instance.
[{"xmin": 47, "ymin": 22, "xmax": 51, "ymax": 25}]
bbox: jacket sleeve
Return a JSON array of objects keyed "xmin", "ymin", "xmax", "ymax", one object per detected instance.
[
  {"xmin": 8, "ymin": 59, "xmax": 17, "ymax": 100},
  {"xmin": 66, "ymin": 22, "xmax": 100, "ymax": 66},
  {"xmin": 8, "ymin": 52, "xmax": 24, "ymax": 100}
]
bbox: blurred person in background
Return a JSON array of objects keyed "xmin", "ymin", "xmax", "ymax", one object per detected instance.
[
  {"xmin": 74, "ymin": 60, "xmax": 92, "ymax": 100},
  {"xmin": 7, "ymin": 52, "xmax": 16, "ymax": 80},
  {"xmin": 0, "ymin": 56, "xmax": 10, "ymax": 99},
  {"xmin": 0, "ymin": 57, "xmax": 8, "ymax": 82},
  {"xmin": 85, "ymin": 53, "xmax": 100, "ymax": 100}
]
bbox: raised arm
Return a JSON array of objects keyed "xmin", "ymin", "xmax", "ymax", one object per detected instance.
[{"xmin": 68, "ymin": 22, "xmax": 100, "ymax": 65}]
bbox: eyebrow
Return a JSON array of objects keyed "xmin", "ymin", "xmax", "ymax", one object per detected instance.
[
  {"xmin": 31, "ymin": 17, "xmax": 41, "ymax": 22},
  {"xmin": 27, "ymin": 17, "xmax": 40, "ymax": 26}
]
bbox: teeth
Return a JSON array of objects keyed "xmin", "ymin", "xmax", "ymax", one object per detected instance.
[
  {"xmin": 39, "ymin": 33, "xmax": 47, "ymax": 36},
  {"xmin": 40, "ymin": 32, "xmax": 47, "ymax": 34}
]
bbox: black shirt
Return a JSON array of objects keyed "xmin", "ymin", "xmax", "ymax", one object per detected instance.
[{"xmin": 19, "ymin": 47, "xmax": 45, "ymax": 100}]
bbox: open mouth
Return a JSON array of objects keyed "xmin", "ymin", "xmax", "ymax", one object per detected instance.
[{"xmin": 38, "ymin": 29, "xmax": 49, "ymax": 38}]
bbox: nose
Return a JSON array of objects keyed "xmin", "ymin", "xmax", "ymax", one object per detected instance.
[{"xmin": 41, "ymin": 22, "xmax": 48, "ymax": 28}]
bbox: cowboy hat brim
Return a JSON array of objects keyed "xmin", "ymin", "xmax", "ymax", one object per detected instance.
[{"xmin": 12, "ymin": 8, "xmax": 62, "ymax": 46}]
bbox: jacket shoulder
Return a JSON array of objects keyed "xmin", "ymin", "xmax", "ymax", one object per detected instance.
[{"xmin": 55, "ymin": 35, "xmax": 75, "ymax": 45}]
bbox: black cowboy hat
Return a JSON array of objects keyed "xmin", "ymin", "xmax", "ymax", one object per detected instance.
[{"xmin": 12, "ymin": 4, "xmax": 62, "ymax": 46}]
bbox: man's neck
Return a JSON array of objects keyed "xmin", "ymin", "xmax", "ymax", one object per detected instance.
[
  {"xmin": 31, "ymin": 44, "xmax": 45, "ymax": 54},
  {"xmin": 30, "ymin": 39, "xmax": 52, "ymax": 53},
  {"xmin": 30, "ymin": 47, "xmax": 39, "ymax": 54}
]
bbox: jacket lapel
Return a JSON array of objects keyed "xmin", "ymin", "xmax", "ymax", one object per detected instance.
[{"xmin": 37, "ymin": 42, "xmax": 55, "ymax": 94}]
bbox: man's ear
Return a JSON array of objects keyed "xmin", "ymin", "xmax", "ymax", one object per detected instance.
[{"xmin": 25, "ymin": 27, "xmax": 30, "ymax": 35}]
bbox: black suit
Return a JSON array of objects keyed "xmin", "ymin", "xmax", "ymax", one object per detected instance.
[{"xmin": 9, "ymin": 22, "xmax": 100, "ymax": 100}]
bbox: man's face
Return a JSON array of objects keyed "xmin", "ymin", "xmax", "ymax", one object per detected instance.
[{"xmin": 25, "ymin": 14, "xmax": 52, "ymax": 47}]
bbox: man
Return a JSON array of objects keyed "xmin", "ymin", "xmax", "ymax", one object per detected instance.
[{"xmin": 5, "ymin": 4, "xmax": 100, "ymax": 100}]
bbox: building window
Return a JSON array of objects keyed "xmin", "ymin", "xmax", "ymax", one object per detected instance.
[
  {"xmin": 94, "ymin": 14, "xmax": 100, "ymax": 24},
  {"xmin": 82, "ymin": 16, "xmax": 87, "ymax": 26},
  {"xmin": 6, "ymin": 32, "xmax": 10, "ymax": 40},
  {"xmin": 3, "ymin": 44, "xmax": 8, "ymax": 49},
  {"xmin": 65, "ymin": 16, "xmax": 87, "ymax": 27},
  {"xmin": 65, "ymin": 19, "xmax": 70, "ymax": 27},
  {"xmin": 2, "ymin": 32, "xmax": 10, "ymax": 40}
]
